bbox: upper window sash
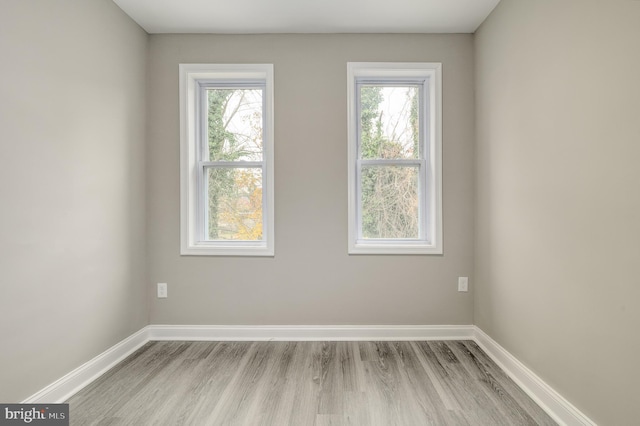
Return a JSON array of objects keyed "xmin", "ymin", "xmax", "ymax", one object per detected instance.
[{"xmin": 196, "ymin": 81, "xmax": 266, "ymax": 164}]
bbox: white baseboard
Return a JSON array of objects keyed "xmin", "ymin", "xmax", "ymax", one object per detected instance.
[
  {"xmin": 146, "ymin": 324, "xmax": 475, "ymax": 341},
  {"xmin": 473, "ymin": 326, "xmax": 596, "ymax": 426},
  {"xmin": 21, "ymin": 323, "xmax": 596, "ymax": 426},
  {"xmin": 22, "ymin": 328, "xmax": 149, "ymax": 404}
]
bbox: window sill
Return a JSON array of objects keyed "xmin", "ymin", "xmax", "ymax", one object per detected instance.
[
  {"xmin": 348, "ymin": 243, "xmax": 442, "ymax": 255},
  {"xmin": 181, "ymin": 243, "xmax": 274, "ymax": 257}
]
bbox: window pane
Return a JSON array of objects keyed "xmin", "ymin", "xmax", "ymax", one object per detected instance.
[
  {"xmin": 360, "ymin": 86, "xmax": 419, "ymax": 160},
  {"xmin": 206, "ymin": 89, "xmax": 263, "ymax": 162},
  {"xmin": 207, "ymin": 167, "xmax": 263, "ymax": 241},
  {"xmin": 361, "ymin": 166, "xmax": 419, "ymax": 239}
]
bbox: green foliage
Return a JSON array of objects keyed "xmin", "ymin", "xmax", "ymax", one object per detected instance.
[
  {"xmin": 207, "ymin": 90, "xmax": 233, "ymax": 239},
  {"xmin": 359, "ymin": 86, "xmax": 384, "ymax": 159},
  {"xmin": 410, "ymin": 90, "xmax": 419, "ymax": 157},
  {"xmin": 207, "ymin": 89, "xmax": 252, "ymax": 161}
]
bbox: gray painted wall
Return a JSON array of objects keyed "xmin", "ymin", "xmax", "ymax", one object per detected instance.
[
  {"xmin": 475, "ymin": 0, "xmax": 640, "ymax": 424},
  {"xmin": 147, "ymin": 34, "xmax": 475, "ymax": 325},
  {"xmin": 0, "ymin": 0, "xmax": 148, "ymax": 402}
]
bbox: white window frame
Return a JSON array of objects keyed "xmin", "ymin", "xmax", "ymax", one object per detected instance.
[
  {"xmin": 347, "ymin": 62, "xmax": 442, "ymax": 255},
  {"xmin": 179, "ymin": 64, "xmax": 275, "ymax": 256}
]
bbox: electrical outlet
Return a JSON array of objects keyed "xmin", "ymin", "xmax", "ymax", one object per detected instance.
[
  {"xmin": 458, "ymin": 277, "xmax": 469, "ymax": 292},
  {"xmin": 157, "ymin": 283, "xmax": 168, "ymax": 298}
]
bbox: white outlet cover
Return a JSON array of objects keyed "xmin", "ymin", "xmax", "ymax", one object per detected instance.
[
  {"xmin": 458, "ymin": 277, "xmax": 469, "ymax": 292},
  {"xmin": 157, "ymin": 283, "xmax": 168, "ymax": 298}
]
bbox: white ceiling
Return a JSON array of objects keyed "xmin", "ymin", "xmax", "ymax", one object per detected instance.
[{"xmin": 113, "ymin": 0, "xmax": 501, "ymax": 34}]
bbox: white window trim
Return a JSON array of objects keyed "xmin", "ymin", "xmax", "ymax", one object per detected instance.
[
  {"xmin": 347, "ymin": 62, "xmax": 443, "ymax": 255},
  {"xmin": 179, "ymin": 63, "xmax": 275, "ymax": 256}
]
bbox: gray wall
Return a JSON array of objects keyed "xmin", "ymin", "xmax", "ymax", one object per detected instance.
[
  {"xmin": 147, "ymin": 34, "xmax": 475, "ymax": 325},
  {"xmin": 0, "ymin": 0, "xmax": 148, "ymax": 402},
  {"xmin": 475, "ymin": 0, "xmax": 640, "ymax": 424}
]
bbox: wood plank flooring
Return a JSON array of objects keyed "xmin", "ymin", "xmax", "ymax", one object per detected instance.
[{"xmin": 67, "ymin": 341, "xmax": 556, "ymax": 426}]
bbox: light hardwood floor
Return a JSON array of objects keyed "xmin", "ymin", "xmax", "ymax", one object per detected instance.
[{"xmin": 67, "ymin": 340, "xmax": 556, "ymax": 425}]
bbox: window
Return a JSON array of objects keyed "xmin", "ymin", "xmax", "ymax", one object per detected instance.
[
  {"xmin": 180, "ymin": 64, "xmax": 274, "ymax": 256},
  {"xmin": 347, "ymin": 62, "xmax": 442, "ymax": 254}
]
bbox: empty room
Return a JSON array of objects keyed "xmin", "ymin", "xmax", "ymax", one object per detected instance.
[{"xmin": 1, "ymin": 0, "xmax": 638, "ymax": 424}]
